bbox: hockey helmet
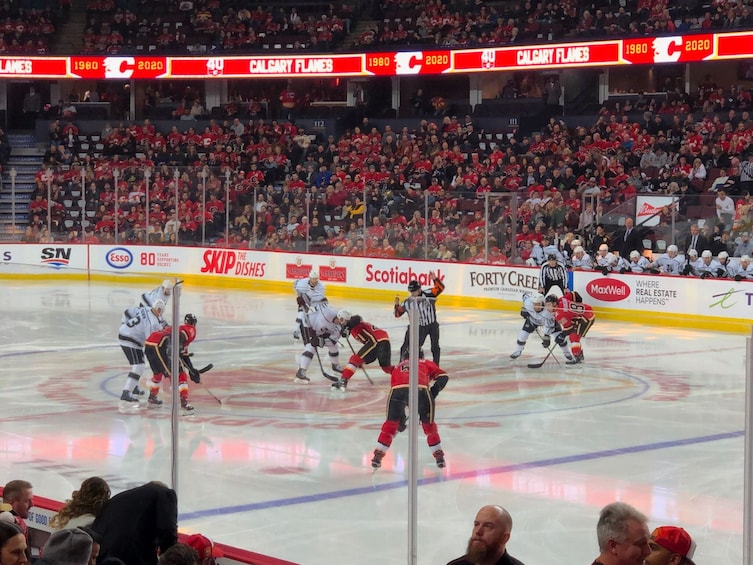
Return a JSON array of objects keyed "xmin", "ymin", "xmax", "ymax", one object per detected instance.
[
  {"xmin": 530, "ymin": 292, "xmax": 545, "ymax": 305},
  {"xmin": 688, "ymin": 249, "xmax": 698, "ymax": 258},
  {"xmin": 667, "ymin": 244, "xmax": 678, "ymax": 254},
  {"xmin": 308, "ymin": 270, "xmax": 319, "ymax": 280},
  {"xmin": 573, "ymin": 246, "xmax": 585, "ymax": 254},
  {"xmin": 546, "ymin": 286, "xmax": 563, "ymax": 300},
  {"xmin": 408, "ymin": 280, "xmax": 421, "ymax": 292},
  {"xmin": 162, "ymin": 279, "xmax": 174, "ymax": 289},
  {"xmin": 742, "ymin": 255, "xmax": 751, "ymax": 263},
  {"xmin": 630, "ymin": 250, "xmax": 640, "ymax": 259},
  {"xmin": 701, "ymin": 250, "xmax": 712, "ymax": 258},
  {"xmin": 152, "ymin": 299, "xmax": 166, "ymax": 314},
  {"xmin": 184, "ymin": 313, "xmax": 197, "ymax": 326},
  {"xmin": 718, "ymin": 251, "xmax": 729, "ymax": 261},
  {"xmin": 545, "ymin": 294, "xmax": 559, "ymax": 305},
  {"xmin": 336, "ymin": 309, "xmax": 352, "ymax": 323},
  {"xmin": 547, "ymin": 253, "xmax": 558, "ymax": 261}
]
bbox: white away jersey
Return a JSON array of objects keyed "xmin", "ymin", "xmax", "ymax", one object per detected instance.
[{"xmin": 118, "ymin": 307, "xmax": 166, "ymax": 348}]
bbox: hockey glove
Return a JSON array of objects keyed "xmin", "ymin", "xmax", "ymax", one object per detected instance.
[
  {"xmin": 520, "ymin": 309, "xmax": 531, "ymax": 320},
  {"xmin": 430, "ymin": 375, "xmax": 449, "ymax": 399},
  {"xmin": 341, "ymin": 328, "xmax": 349, "ymax": 338},
  {"xmin": 620, "ymin": 267, "xmax": 628, "ymax": 274},
  {"xmin": 542, "ymin": 335, "xmax": 551, "ymax": 348},
  {"xmin": 716, "ymin": 269, "xmax": 726, "ymax": 278},
  {"xmin": 682, "ymin": 265, "xmax": 692, "ymax": 275},
  {"xmin": 296, "ymin": 295, "xmax": 309, "ymax": 311},
  {"xmin": 736, "ymin": 274, "xmax": 743, "ymax": 281},
  {"xmin": 700, "ymin": 271, "xmax": 711, "ymax": 279},
  {"xmin": 189, "ymin": 368, "xmax": 201, "ymax": 383},
  {"xmin": 601, "ymin": 266, "xmax": 610, "ymax": 275}
]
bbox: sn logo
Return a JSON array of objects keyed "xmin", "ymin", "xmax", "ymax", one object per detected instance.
[{"xmin": 652, "ymin": 36, "xmax": 683, "ymax": 63}]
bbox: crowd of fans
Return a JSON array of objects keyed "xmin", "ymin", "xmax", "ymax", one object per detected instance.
[{"xmin": 16, "ymin": 75, "xmax": 752, "ymax": 280}]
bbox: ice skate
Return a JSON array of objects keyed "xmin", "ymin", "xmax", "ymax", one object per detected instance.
[
  {"xmin": 119, "ymin": 390, "xmax": 140, "ymax": 413},
  {"xmin": 181, "ymin": 398, "xmax": 195, "ymax": 416},
  {"xmin": 509, "ymin": 350, "xmax": 522, "ymax": 359},
  {"xmin": 371, "ymin": 449, "xmax": 385, "ymax": 469},
  {"xmin": 293, "ymin": 368, "xmax": 310, "ymax": 384},
  {"xmin": 147, "ymin": 394, "xmax": 163, "ymax": 408},
  {"xmin": 330, "ymin": 378, "xmax": 348, "ymax": 392},
  {"xmin": 132, "ymin": 386, "xmax": 146, "ymax": 396},
  {"xmin": 433, "ymin": 449, "xmax": 446, "ymax": 469},
  {"xmin": 331, "ymin": 364, "xmax": 344, "ymax": 374}
]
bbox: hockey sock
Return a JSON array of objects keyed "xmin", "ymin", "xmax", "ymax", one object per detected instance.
[{"xmin": 123, "ymin": 372, "xmax": 140, "ymax": 392}]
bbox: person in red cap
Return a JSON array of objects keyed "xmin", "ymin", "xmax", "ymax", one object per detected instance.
[
  {"xmin": 185, "ymin": 534, "xmax": 223, "ymax": 565},
  {"xmin": 646, "ymin": 526, "xmax": 696, "ymax": 565}
]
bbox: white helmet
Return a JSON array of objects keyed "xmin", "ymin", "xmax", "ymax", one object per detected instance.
[
  {"xmin": 742, "ymin": 255, "xmax": 751, "ymax": 263},
  {"xmin": 309, "ymin": 270, "xmax": 319, "ymax": 280},
  {"xmin": 630, "ymin": 250, "xmax": 640, "ymax": 259},
  {"xmin": 688, "ymin": 249, "xmax": 698, "ymax": 258},
  {"xmin": 546, "ymin": 286, "xmax": 563, "ymax": 300},
  {"xmin": 530, "ymin": 292, "xmax": 545, "ymax": 305},
  {"xmin": 573, "ymin": 245, "xmax": 584, "ymax": 254},
  {"xmin": 152, "ymin": 299, "xmax": 166, "ymax": 314},
  {"xmin": 162, "ymin": 279, "xmax": 174, "ymax": 289},
  {"xmin": 667, "ymin": 244, "xmax": 678, "ymax": 254},
  {"xmin": 702, "ymin": 249, "xmax": 712, "ymax": 258},
  {"xmin": 337, "ymin": 309, "xmax": 351, "ymax": 322},
  {"xmin": 718, "ymin": 251, "xmax": 729, "ymax": 260}
]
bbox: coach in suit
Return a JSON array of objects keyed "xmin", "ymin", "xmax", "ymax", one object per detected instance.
[
  {"xmin": 617, "ymin": 217, "xmax": 645, "ymax": 258},
  {"xmin": 683, "ymin": 223, "xmax": 709, "ymax": 254}
]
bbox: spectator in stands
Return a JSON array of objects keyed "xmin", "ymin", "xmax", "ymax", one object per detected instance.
[
  {"xmin": 589, "ymin": 502, "xmax": 650, "ymax": 565},
  {"xmin": 50, "ymin": 477, "xmax": 111, "ymax": 530},
  {"xmin": 715, "ymin": 189, "xmax": 735, "ymax": 230},
  {"xmin": 409, "ymin": 89, "xmax": 431, "ymax": 116},
  {"xmin": 37, "ymin": 527, "xmax": 93, "ymax": 565},
  {"xmin": 0, "ymin": 521, "xmax": 26, "ymax": 565},
  {"xmin": 22, "ymin": 86, "xmax": 42, "ymax": 127},
  {"xmin": 157, "ymin": 543, "xmax": 198, "ymax": 565},
  {"xmin": 734, "ymin": 232, "xmax": 753, "ymax": 256},
  {"xmin": 92, "ymin": 481, "xmax": 177, "ymax": 565},
  {"xmin": 0, "ymin": 480, "xmax": 33, "ymax": 562}
]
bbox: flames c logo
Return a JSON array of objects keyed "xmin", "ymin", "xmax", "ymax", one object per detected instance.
[
  {"xmin": 394, "ymin": 52, "xmax": 423, "ymax": 75},
  {"xmin": 103, "ymin": 57, "xmax": 135, "ymax": 78},
  {"xmin": 652, "ymin": 37, "xmax": 682, "ymax": 63}
]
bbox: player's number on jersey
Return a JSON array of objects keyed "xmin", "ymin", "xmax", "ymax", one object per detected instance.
[{"xmin": 126, "ymin": 316, "xmax": 142, "ymax": 328}]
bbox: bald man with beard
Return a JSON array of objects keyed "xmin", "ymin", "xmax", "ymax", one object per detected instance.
[{"xmin": 447, "ymin": 505, "xmax": 524, "ymax": 565}]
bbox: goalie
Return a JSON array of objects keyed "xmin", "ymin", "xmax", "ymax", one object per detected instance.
[{"xmin": 294, "ymin": 304, "xmax": 344, "ymax": 384}]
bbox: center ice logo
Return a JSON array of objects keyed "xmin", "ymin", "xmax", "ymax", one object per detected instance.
[{"xmin": 106, "ymin": 247, "xmax": 133, "ymax": 269}]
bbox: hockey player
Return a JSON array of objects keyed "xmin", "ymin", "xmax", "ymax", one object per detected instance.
[
  {"xmin": 547, "ymin": 289, "xmax": 595, "ymax": 364},
  {"xmin": 294, "ymin": 304, "xmax": 344, "ymax": 384},
  {"xmin": 139, "ymin": 280, "xmax": 174, "ymax": 310},
  {"xmin": 728, "ymin": 255, "xmax": 753, "ymax": 280},
  {"xmin": 395, "ymin": 271, "xmax": 445, "ymax": 364},
  {"xmin": 654, "ymin": 244, "xmax": 684, "ymax": 275},
  {"xmin": 293, "ymin": 270, "xmax": 327, "ymax": 339},
  {"xmin": 619, "ymin": 250, "xmax": 652, "ymax": 274},
  {"xmin": 682, "ymin": 249, "xmax": 702, "ymax": 276},
  {"xmin": 332, "ymin": 310, "xmax": 392, "ymax": 391},
  {"xmin": 539, "ymin": 253, "xmax": 568, "ymax": 295},
  {"xmin": 144, "ymin": 314, "xmax": 201, "ymax": 415},
  {"xmin": 594, "ymin": 244, "xmax": 618, "ymax": 275},
  {"xmin": 716, "ymin": 251, "xmax": 732, "ymax": 278},
  {"xmin": 371, "ymin": 350, "xmax": 449, "ymax": 470},
  {"xmin": 696, "ymin": 249, "xmax": 723, "ymax": 279},
  {"xmin": 510, "ymin": 292, "xmax": 573, "ymax": 362},
  {"xmin": 117, "ymin": 300, "xmax": 167, "ymax": 411},
  {"xmin": 569, "ymin": 246, "xmax": 594, "ymax": 271}
]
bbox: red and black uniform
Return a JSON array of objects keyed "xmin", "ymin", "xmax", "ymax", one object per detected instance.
[
  {"xmin": 340, "ymin": 316, "xmax": 392, "ymax": 384},
  {"xmin": 376, "ymin": 358, "xmax": 448, "ymax": 454},
  {"xmin": 554, "ymin": 290, "xmax": 595, "ymax": 361},
  {"xmin": 146, "ymin": 323, "xmax": 197, "ymax": 402}
]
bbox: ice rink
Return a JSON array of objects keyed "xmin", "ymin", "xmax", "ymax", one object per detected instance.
[{"xmin": 0, "ymin": 279, "xmax": 745, "ymax": 564}]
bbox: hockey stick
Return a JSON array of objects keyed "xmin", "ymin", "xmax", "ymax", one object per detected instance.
[
  {"xmin": 199, "ymin": 363, "xmax": 213, "ymax": 374},
  {"xmin": 346, "ymin": 336, "xmax": 374, "ymax": 385},
  {"xmin": 527, "ymin": 328, "xmax": 561, "ymax": 369},
  {"xmin": 201, "ymin": 383, "xmax": 222, "ymax": 406}
]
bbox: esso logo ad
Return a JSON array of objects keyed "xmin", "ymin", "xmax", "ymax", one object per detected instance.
[{"xmin": 106, "ymin": 247, "xmax": 134, "ymax": 269}]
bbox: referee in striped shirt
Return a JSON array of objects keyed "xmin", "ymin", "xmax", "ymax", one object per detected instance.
[
  {"xmin": 395, "ymin": 270, "xmax": 445, "ymax": 364},
  {"xmin": 540, "ymin": 253, "xmax": 569, "ymax": 295},
  {"xmin": 741, "ymin": 153, "xmax": 753, "ymax": 195}
]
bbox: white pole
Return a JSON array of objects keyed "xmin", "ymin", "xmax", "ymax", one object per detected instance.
[
  {"xmin": 173, "ymin": 169, "xmax": 180, "ymax": 245},
  {"xmin": 744, "ymin": 327, "xmax": 753, "ymax": 564},
  {"xmin": 46, "ymin": 168, "xmax": 52, "ymax": 237},
  {"xmin": 201, "ymin": 168, "xmax": 207, "ymax": 246},
  {"xmin": 144, "ymin": 167, "xmax": 151, "ymax": 243},
  {"xmin": 80, "ymin": 167, "xmax": 86, "ymax": 234},
  {"xmin": 406, "ymin": 299, "xmax": 420, "ymax": 565},
  {"xmin": 170, "ymin": 280, "xmax": 182, "ymax": 491},
  {"xmin": 113, "ymin": 167, "xmax": 120, "ymax": 243},
  {"xmin": 225, "ymin": 170, "xmax": 231, "ymax": 243},
  {"xmin": 10, "ymin": 168, "xmax": 16, "ymax": 235}
]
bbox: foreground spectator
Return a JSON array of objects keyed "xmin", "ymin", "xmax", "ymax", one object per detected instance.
[
  {"xmin": 590, "ymin": 502, "xmax": 651, "ymax": 565},
  {"xmin": 37, "ymin": 528, "xmax": 92, "ymax": 565},
  {"xmin": 447, "ymin": 504, "xmax": 524, "ymax": 565}
]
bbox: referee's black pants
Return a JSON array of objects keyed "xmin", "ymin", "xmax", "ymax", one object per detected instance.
[{"xmin": 400, "ymin": 321, "xmax": 440, "ymax": 365}]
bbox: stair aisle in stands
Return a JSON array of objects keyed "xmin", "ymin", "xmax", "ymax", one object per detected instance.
[{"xmin": 0, "ymin": 133, "xmax": 44, "ymax": 241}]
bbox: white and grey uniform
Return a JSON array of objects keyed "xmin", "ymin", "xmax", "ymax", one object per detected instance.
[
  {"xmin": 618, "ymin": 256, "xmax": 651, "ymax": 274},
  {"xmin": 293, "ymin": 277, "xmax": 327, "ymax": 309},
  {"xmin": 684, "ymin": 256, "xmax": 704, "ymax": 277},
  {"xmin": 298, "ymin": 304, "xmax": 342, "ymax": 373},
  {"xmin": 595, "ymin": 252, "xmax": 619, "ymax": 273},
  {"xmin": 139, "ymin": 285, "xmax": 172, "ymax": 309},
  {"xmin": 727, "ymin": 259, "xmax": 753, "ymax": 280},
  {"xmin": 655, "ymin": 253, "xmax": 685, "ymax": 275},
  {"xmin": 696, "ymin": 258, "xmax": 723, "ymax": 278},
  {"xmin": 570, "ymin": 253, "xmax": 594, "ymax": 270},
  {"xmin": 118, "ymin": 306, "xmax": 166, "ymax": 394},
  {"xmin": 511, "ymin": 293, "xmax": 570, "ymax": 359}
]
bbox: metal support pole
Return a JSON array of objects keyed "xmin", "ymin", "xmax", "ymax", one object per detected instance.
[
  {"xmin": 305, "ymin": 190, "xmax": 311, "ymax": 253},
  {"xmin": 170, "ymin": 280, "xmax": 182, "ymax": 491},
  {"xmin": 113, "ymin": 168, "xmax": 120, "ymax": 243},
  {"xmin": 484, "ymin": 192, "xmax": 490, "ymax": 262},
  {"xmin": 423, "ymin": 191, "xmax": 429, "ymax": 260},
  {"xmin": 744, "ymin": 327, "xmax": 753, "ymax": 565},
  {"xmin": 225, "ymin": 170, "xmax": 231, "ymax": 243},
  {"xmin": 144, "ymin": 167, "xmax": 151, "ymax": 243},
  {"xmin": 10, "ymin": 168, "xmax": 16, "ymax": 235},
  {"xmin": 80, "ymin": 168, "xmax": 86, "ymax": 234},
  {"xmin": 173, "ymin": 169, "xmax": 180, "ymax": 245},
  {"xmin": 253, "ymin": 186, "xmax": 258, "ymax": 248},
  {"xmin": 406, "ymin": 298, "xmax": 421, "ymax": 565},
  {"xmin": 201, "ymin": 168, "xmax": 207, "ymax": 246},
  {"xmin": 46, "ymin": 168, "xmax": 52, "ymax": 237}
]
